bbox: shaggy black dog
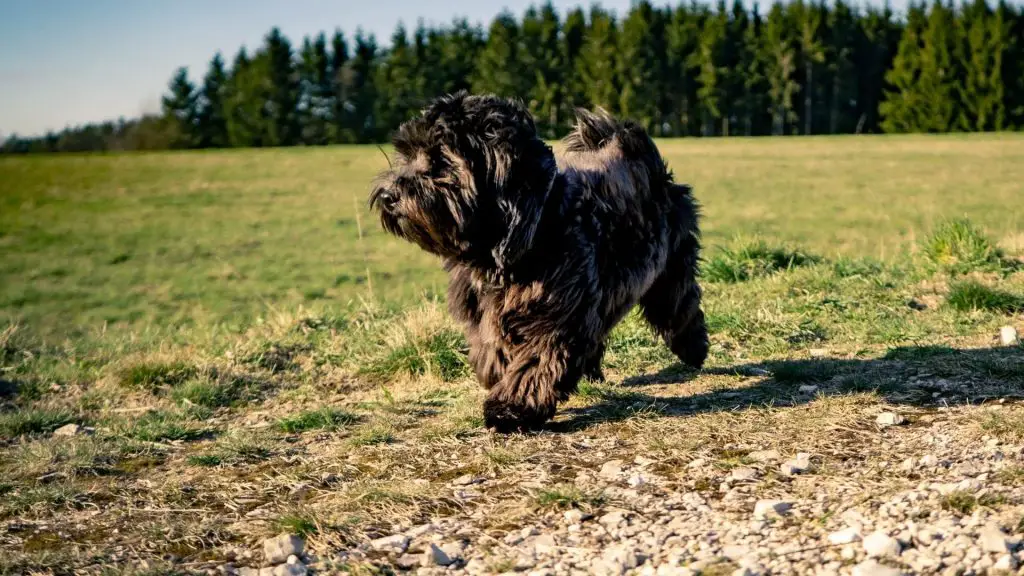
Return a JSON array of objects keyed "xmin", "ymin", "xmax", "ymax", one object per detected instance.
[{"xmin": 371, "ymin": 92, "xmax": 707, "ymax": 432}]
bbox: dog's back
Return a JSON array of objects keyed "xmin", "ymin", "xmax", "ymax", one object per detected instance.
[{"xmin": 560, "ymin": 108, "xmax": 670, "ymax": 196}]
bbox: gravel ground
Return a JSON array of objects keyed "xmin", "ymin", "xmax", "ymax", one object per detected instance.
[{"xmin": 226, "ymin": 401, "xmax": 1024, "ymax": 576}]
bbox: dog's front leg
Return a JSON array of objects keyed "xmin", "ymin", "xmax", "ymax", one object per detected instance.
[{"xmin": 483, "ymin": 344, "xmax": 582, "ymax": 433}]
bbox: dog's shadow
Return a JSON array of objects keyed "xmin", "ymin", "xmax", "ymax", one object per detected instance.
[{"xmin": 548, "ymin": 344, "xmax": 1024, "ymax": 433}]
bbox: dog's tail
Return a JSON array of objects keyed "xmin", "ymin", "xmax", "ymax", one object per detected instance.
[{"xmin": 563, "ymin": 108, "xmax": 671, "ymax": 187}]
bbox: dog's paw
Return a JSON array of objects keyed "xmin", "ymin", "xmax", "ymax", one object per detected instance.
[{"xmin": 483, "ymin": 397, "xmax": 553, "ymax": 434}]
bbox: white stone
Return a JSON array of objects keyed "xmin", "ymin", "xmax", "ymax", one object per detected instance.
[
  {"xmin": 993, "ymin": 554, "xmax": 1017, "ymax": 572},
  {"xmin": 600, "ymin": 459, "xmax": 624, "ymax": 479},
  {"xmin": 999, "ymin": 326, "xmax": 1019, "ymax": 346},
  {"xmin": 863, "ymin": 531, "xmax": 901, "ymax": 558},
  {"xmin": 876, "ymin": 412, "xmax": 906, "ymax": 427},
  {"xmin": 599, "ymin": 511, "xmax": 627, "ymax": 528},
  {"xmin": 851, "ymin": 560, "xmax": 902, "ymax": 576},
  {"xmin": 753, "ymin": 500, "xmax": 792, "ymax": 519},
  {"xmin": 687, "ymin": 458, "xmax": 707, "ymax": 469},
  {"xmin": 533, "ymin": 534, "xmax": 557, "ymax": 555},
  {"xmin": 628, "ymin": 474, "xmax": 647, "ymax": 488},
  {"xmin": 451, "ymin": 474, "xmax": 483, "ymax": 486},
  {"xmin": 747, "ymin": 450, "xmax": 781, "ymax": 462},
  {"xmin": 730, "ymin": 467, "xmax": 758, "ymax": 481},
  {"xmin": 424, "ymin": 543, "xmax": 454, "ymax": 566},
  {"xmin": 798, "ymin": 385, "xmax": 819, "ymax": 394},
  {"xmin": 271, "ymin": 564, "xmax": 306, "ymax": 576},
  {"xmin": 53, "ymin": 423, "xmax": 83, "ymax": 437},
  {"xmin": 829, "ymin": 527, "xmax": 862, "ymax": 545},
  {"xmin": 563, "ymin": 509, "xmax": 587, "ymax": 524},
  {"xmin": 263, "ymin": 534, "xmax": 304, "ymax": 565},
  {"xmin": 369, "ymin": 533, "xmax": 410, "ymax": 554},
  {"xmin": 978, "ymin": 524, "xmax": 1011, "ymax": 553}
]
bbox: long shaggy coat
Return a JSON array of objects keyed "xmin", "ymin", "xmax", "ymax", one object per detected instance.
[{"xmin": 371, "ymin": 92, "xmax": 707, "ymax": 432}]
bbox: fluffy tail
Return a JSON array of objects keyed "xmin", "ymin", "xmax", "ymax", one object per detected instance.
[{"xmin": 563, "ymin": 108, "xmax": 670, "ymax": 187}]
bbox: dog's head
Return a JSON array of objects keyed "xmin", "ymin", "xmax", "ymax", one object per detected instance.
[{"xmin": 370, "ymin": 92, "xmax": 556, "ymax": 270}]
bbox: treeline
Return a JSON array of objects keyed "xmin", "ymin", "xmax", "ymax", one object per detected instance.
[{"xmin": 4, "ymin": 0, "xmax": 1023, "ymax": 153}]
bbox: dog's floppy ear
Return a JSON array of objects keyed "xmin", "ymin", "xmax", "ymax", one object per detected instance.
[{"xmin": 490, "ymin": 135, "xmax": 556, "ymax": 272}]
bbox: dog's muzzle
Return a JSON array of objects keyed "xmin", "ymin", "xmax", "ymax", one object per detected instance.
[{"xmin": 371, "ymin": 187, "xmax": 399, "ymax": 212}]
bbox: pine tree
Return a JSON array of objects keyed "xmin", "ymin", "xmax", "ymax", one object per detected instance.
[
  {"xmin": 741, "ymin": 3, "xmax": 770, "ymax": 135},
  {"xmin": 667, "ymin": 3, "xmax": 707, "ymax": 136},
  {"xmin": 857, "ymin": 4, "xmax": 900, "ymax": 133},
  {"xmin": 824, "ymin": 0, "xmax": 859, "ymax": 134},
  {"xmin": 376, "ymin": 24, "xmax": 419, "ymax": 135},
  {"xmin": 998, "ymin": 1, "xmax": 1024, "ymax": 128},
  {"xmin": 197, "ymin": 54, "xmax": 229, "ymax": 147},
  {"xmin": 162, "ymin": 67, "xmax": 199, "ymax": 148},
  {"xmin": 263, "ymin": 28, "xmax": 300, "ymax": 146},
  {"xmin": 763, "ymin": 2, "xmax": 799, "ymax": 134},
  {"xmin": 348, "ymin": 31, "xmax": 379, "ymax": 143},
  {"xmin": 578, "ymin": 7, "xmax": 621, "ymax": 114},
  {"xmin": 329, "ymin": 30, "xmax": 352, "ymax": 143},
  {"xmin": 298, "ymin": 33, "xmax": 332, "ymax": 145},
  {"xmin": 792, "ymin": 0, "xmax": 826, "ymax": 134},
  {"xmin": 916, "ymin": 0, "xmax": 961, "ymax": 132},
  {"xmin": 880, "ymin": 3, "xmax": 928, "ymax": 132},
  {"xmin": 434, "ymin": 19, "xmax": 483, "ymax": 95},
  {"xmin": 520, "ymin": 3, "xmax": 563, "ymax": 137},
  {"xmin": 561, "ymin": 7, "xmax": 588, "ymax": 130},
  {"xmin": 957, "ymin": 0, "xmax": 1007, "ymax": 131},
  {"xmin": 694, "ymin": 4, "xmax": 727, "ymax": 135},
  {"xmin": 224, "ymin": 48, "xmax": 265, "ymax": 147},
  {"xmin": 618, "ymin": 1, "xmax": 665, "ymax": 130},
  {"xmin": 473, "ymin": 12, "xmax": 525, "ymax": 97}
]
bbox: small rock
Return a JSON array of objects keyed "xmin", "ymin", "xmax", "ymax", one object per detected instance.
[
  {"xmin": 406, "ymin": 523, "xmax": 437, "ymax": 538},
  {"xmin": 564, "ymin": 509, "xmax": 588, "ymax": 524},
  {"xmin": 876, "ymin": 412, "xmax": 906, "ymax": 427},
  {"xmin": 829, "ymin": 527, "xmax": 862, "ymax": 545},
  {"xmin": 999, "ymin": 326, "xmax": 1019, "ymax": 346},
  {"xmin": 900, "ymin": 457, "xmax": 916, "ymax": 472},
  {"xmin": 600, "ymin": 459, "xmax": 624, "ymax": 479},
  {"xmin": 424, "ymin": 543, "xmax": 454, "ymax": 566},
  {"xmin": 627, "ymin": 474, "xmax": 647, "ymax": 488},
  {"xmin": 851, "ymin": 560, "xmax": 903, "ymax": 576},
  {"xmin": 599, "ymin": 509, "xmax": 625, "ymax": 525},
  {"xmin": 747, "ymin": 450, "xmax": 780, "ymax": 462},
  {"xmin": 285, "ymin": 555, "xmax": 300, "ymax": 565},
  {"xmin": 263, "ymin": 534, "xmax": 304, "ymax": 565},
  {"xmin": 798, "ymin": 385, "xmax": 819, "ymax": 394},
  {"xmin": 780, "ymin": 460, "xmax": 808, "ymax": 476},
  {"xmin": 534, "ymin": 534, "xmax": 557, "ymax": 555},
  {"xmin": 271, "ymin": 564, "xmax": 306, "ymax": 576},
  {"xmin": 920, "ymin": 455, "xmax": 938, "ymax": 467},
  {"xmin": 753, "ymin": 500, "xmax": 792, "ymax": 519},
  {"xmin": 237, "ymin": 569, "xmax": 258, "ymax": 576},
  {"xmin": 369, "ymin": 534, "xmax": 410, "ymax": 554},
  {"xmin": 730, "ymin": 467, "xmax": 758, "ymax": 481},
  {"xmin": 451, "ymin": 474, "xmax": 484, "ymax": 486},
  {"xmin": 810, "ymin": 348, "xmax": 828, "ymax": 357},
  {"xmin": 52, "ymin": 423, "xmax": 84, "ymax": 437},
  {"xmin": 863, "ymin": 531, "xmax": 901, "ymax": 558},
  {"xmin": 395, "ymin": 554, "xmax": 420, "ymax": 570},
  {"xmin": 687, "ymin": 458, "xmax": 707, "ymax": 469},
  {"xmin": 979, "ymin": 524, "xmax": 1011, "ymax": 553},
  {"xmin": 994, "ymin": 554, "xmax": 1017, "ymax": 572}
]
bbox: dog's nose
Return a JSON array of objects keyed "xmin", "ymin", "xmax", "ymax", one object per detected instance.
[{"xmin": 374, "ymin": 188, "xmax": 398, "ymax": 211}]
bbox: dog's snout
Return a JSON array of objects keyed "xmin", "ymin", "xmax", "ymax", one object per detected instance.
[{"xmin": 374, "ymin": 188, "xmax": 398, "ymax": 211}]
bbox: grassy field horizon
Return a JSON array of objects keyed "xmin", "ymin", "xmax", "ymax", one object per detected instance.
[
  {"xmin": 1, "ymin": 134, "xmax": 1023, "ymax": 574},
  {"xmin": 3, "ymin": 133, "xmax": 1022, "ymax": 344}
]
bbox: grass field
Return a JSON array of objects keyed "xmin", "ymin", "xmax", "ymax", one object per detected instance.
[{"xmin": 1, "ymin": 134, "xmax": 1023, "ymax": 574}]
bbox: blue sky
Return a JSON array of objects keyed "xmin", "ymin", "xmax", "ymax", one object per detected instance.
[{"xmin": 1, "ymin": 0, "xmax": 912, "ymax": 137}]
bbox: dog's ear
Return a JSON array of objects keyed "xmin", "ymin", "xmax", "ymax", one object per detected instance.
[{"xmin": 490, "ymin": 134, "xmax": 556, "ymax": 272}]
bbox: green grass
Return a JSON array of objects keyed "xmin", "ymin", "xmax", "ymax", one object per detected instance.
[
  {"xmin": 118, "ymin": 361, "xmax": 198, "ymax": 391},
  {"xmin": 703, "ymin": 238, "xmax": 821, "ymax": 283},
  {"xmin": 0, "ymin": 407, "xmax": 76, "ymax": 439},
  {"xmin": 277, "ymin": 407, "xmax": 359, "ymax": 433},
  {"xmin": 946, "ymin": 281, "xmax": 1024, "ymax": 313},
  {"xmin": 1, "ymin": 137, "xmax": 1023, "ymax": 571},
  {"xmin": 923, "ymin": 219, "xmax": 1004, "ymax": 275}
]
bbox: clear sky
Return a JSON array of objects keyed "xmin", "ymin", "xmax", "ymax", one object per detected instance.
[{"xmin": 1, "ymin": 0, "xmax": 912, "ymax": 138}]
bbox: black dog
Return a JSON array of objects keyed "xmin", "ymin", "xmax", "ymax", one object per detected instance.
[{"xmin": 371, "ymin": 92, "xmax": 707, "ymax": 432}]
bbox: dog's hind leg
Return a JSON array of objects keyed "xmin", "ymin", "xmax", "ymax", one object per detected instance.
[{"xmin": 639, "ymin": 234, "xmax": 708, "ymax": 370}]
